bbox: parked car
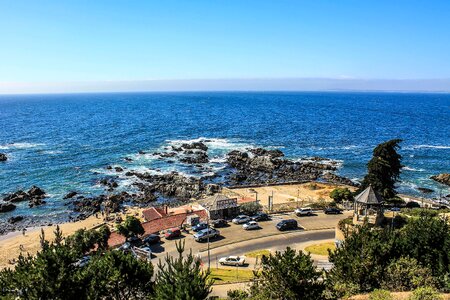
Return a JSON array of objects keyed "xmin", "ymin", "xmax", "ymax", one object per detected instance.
[
  {"xmin": 136, "ymin": 246, "xmax": 152, "ymax": 260},
  {"xmin": 116, "ymin": 242, "xmax": 132, "ymax": 252},
  {"xmin": 212, "ymin": 219, "xmax": 228, "ymax": 228},
  {"xmin": 390, "ymin": 207, "xmax": 401, "ymax": 212},
  {"xmin": 192, "ymin": 222, "xmax": 208, "ymax": 232},
  {"xmin": 250, "ymin": 212, "xmax": 270, "ymax": 221},
  {"xmin": 276, "ymin": 219, "xmax": 298, "ymax": 231},
  {"xmin": 142, "ymin": 234, "xmax": 161, "ymax": 245},
  {"xmin": 73, "ymin": 256, "xmax": 91, "ymax": 268},
  {"xmin": 127, "ymin": 236, "xmax": 143, "ymax": 247},
  {"xmin": 295, "ymin": 207, "xmax": 313, "ymax": 216},
  {"xmin": 165, "ymin": 228, "xmax": 181, "ymax": 239},
  {"xmin": 193, "ymin": 228, "xmax": 220, "ymax": 242},
  {"xmin": 232, "ymin": 215, "xmax": 251, "ymax": 224},
  {"xmin": 243, "ymin": 221, "xmax": 260, "ymax": 230},
  {"xmin": 324, "ymin": 207, "xmax": 342, "ymax": 214},
  {"xmin": 219, "ymin": 256, "xmax": 246, "ymax": 266}
]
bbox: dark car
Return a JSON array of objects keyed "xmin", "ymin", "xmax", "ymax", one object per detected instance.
[
  {"xmin": 324, "ymin": 207, "xmax": 342, "ymax": 214},
  {"xmin": 165, "ymin": 228, "xmax": 181, "ymax": 239},
  {"xmin": 192, "ymin": 222, "xmax": 208, "ymax": 232},
  {"xmin": 126, "ymin": 236, "xmax": 143, "ymax": 247},
  {"xmin": 212, "ymin": 219, "xmax": 228, "ymax": 228},
  {"xmin": 276, "ymin": 219, "xmax": 298, "ymax": 231},
  {"xmin": 251, "ymin": 212, "xmax": 270, "ymax": 221},
  {"xmin": 142, "ymin": 234, "xmax": 161, "ymax": 245}
]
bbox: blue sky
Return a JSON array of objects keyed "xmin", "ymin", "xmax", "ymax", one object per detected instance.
[{"xmin": 1, "ymin": 1, "xmax": 450, "ymax": 93}]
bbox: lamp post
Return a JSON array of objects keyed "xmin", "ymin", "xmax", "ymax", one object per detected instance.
[{"xmin": 249, "ymin": 188, "xmax": 258, "ymax": 204}]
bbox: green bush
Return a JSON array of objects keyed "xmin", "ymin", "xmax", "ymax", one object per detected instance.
[
  {"xmin": 408, "ymin": 286, "xmax": 442, "ymax": 300},
  {"xmin": 227, "ymin": 289, "xmax": 249, "ymax": 300},
  {"xmin": 369, "ymin": 289, "xmax": 393, "ymax": 300},
  {"xmin": 382, "ymin": 257, "xmax": 435, "ymax": 291},
  {"xmin": 400, "ymin": 208, "xmax": 438, "ymax": 218},
  {"xmin": 239, "ymin": 202, "xmax": 262, "ymax": 216}
]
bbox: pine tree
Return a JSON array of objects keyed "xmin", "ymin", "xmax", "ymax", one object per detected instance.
[{"xmin": 153, "ymin": 240, "xmax": 212, "ymax": 300}]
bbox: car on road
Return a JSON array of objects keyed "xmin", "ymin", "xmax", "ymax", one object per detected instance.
[
  {"xmin": 193, "ymin": 228, "xmax": 220, "ymax": 242},
  {"xmin": 165, "ymin": 228, "xmax": 181, "ymax": 239},
  {"xmin": 243, "ymin": 221, "xmax": 260, "ymax": 230},
  {"xmin": 276, "ymin": 219, "xmax": 298, "ymax": 231},
  {"xmin": 324, "ymin": 207, "xmax": 342, "ymax": 214},
  {"xmin": 142, "ymin": 234, "xmax": 161, "ymax": 245},
  {"xmin": 218, "ymin": 255, "xmax": 246, "ymax": 266},
  {"xmin": 212, "ymin": 219, "xmax": 228, "ymax": 228},
  {"xmin": 127, "ymin": 236, "xmax": 143, "ymax": 247},
  {"xmin": 250, "ymin": 212, "xmax": 270, "ymax": 221},
  {"xmin": 295, "ymin": 207, "xmax": 313, "ymax": 216},
  {"xmin": 192, "ymin": 222, "xmax": 208, "ymax": 232},
  {"xmin": 232, "ymin": 215, "xmax": 251, "ymax": 224}
]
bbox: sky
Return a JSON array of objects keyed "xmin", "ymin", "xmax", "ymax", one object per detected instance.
[{"xmin": 1, "ymin": 1, "xmax": 450, "ymax": 93}]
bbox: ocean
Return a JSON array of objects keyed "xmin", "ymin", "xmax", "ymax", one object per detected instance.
[{"xmin": 0, "ymin": 91, "xmax": 449, "ymax": 221}]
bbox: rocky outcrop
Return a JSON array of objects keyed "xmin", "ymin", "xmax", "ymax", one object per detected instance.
[
  {"xmin": 417, "ymin": 187, "xmax": 434, "ymax": 194},
  {"xmin": 431, "ymin": 173, "xmax": 450, "ymax": 186},
  {"xmin": 225, "ymin": 148, "xmax": 351, "ymax": 186},
  {"xmin": 63, "ymin": 191, "xmax": 78, "ymax": 199},
  {"xmin": 8, "ymin": 215, "xmax": 24, "ymax": 224},
  {"xmin": 180, "ymin": 151, "xmax": 209, "ymax": 164},
  {"xmin": 2, "ymin": 186, "xmax": 47, "ymax": 208},
  {"xmin": 99, "ymin": 177, "xmax": 119, "ymax": 191},
  {"xmin": 181, "ymin": 142, "xmax": 208, "ymax": 151},
  {"xmin": 0, "ymin": 203, "xmax": 16, "ymax": 213},
  {"xmin": 0, "ymin": 153, "xmax": 7, "ymax": 162}
]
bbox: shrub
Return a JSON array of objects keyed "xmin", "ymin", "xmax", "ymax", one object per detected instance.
[
  {"xmin": 382, "ymin": 257, "xmax": 435, "ymax": 291},
  {"xmin": 330, "ymin": 188, "xmax": 354, "ymax": 203},
  {"xmin": 239, "ymin": 202, "xmax": 262, "ymax": 216},
  {"xmin": 405, "ymin": 201, "xmax": 421, "ymax": 208},
  {"xmin": 227, "ymin": 289, "xmax": 249, "ymax": 300},
  {"xmin": 409, "ymin": 286, "xmax": 442, "ymax": 300},
  {"xmin": 369, "ymin": 289, "xmax": 393, "ymax": 300}
]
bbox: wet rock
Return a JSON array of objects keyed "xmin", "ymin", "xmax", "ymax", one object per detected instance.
[
  {"xmin": 0, "ymin": 153, "xmax": 7, "ymax": 162},
  {"xmin": 0, "ymin": 203, "xmax": 16, "ymax": 213},
  {"xmin": 28, "ymin": 186, "xmax": 45, "ymax": 197},
  {"xmin": 124, "ymin": 157, "xmax": 133, "ymax": 162},
  {"xmin": 138, "ymin": 150, "xmax": 146, "ymax": 155},
  {"xmin": 160, "ymin": 152, "xmax": 177, "ymax": 158},
  {"xmin": 3, "ymin": 190, "xmax": 29, "ymax": 202},
  {"xmin": 29, "ymin": 198, "xmax": 46, "ymax": 208},
  {"xmin": 320, "ymin": 172, "xmax": 358, "ymax": 187},
  {"xmin": 181, "ymin": 142, "xmax": 208, "ymax": 151},
  {"xmin": 99, "ymin": 177, "xmax": 118, "ymax": 190},
  {"xmin": 106, "ymin": 165, "xmax": 113, "ymax": 170},
  {"xmin": 8, "ymin": 215, "xmax": 23, "ymax": 224},
  {"xmin": 171, "ymin": 146, "xmax": 183, "ymax": 152},
  {"xmin": 63, "ymin": 191, "xmax": 78, "ymax": 199},
  {"xmin": 431, "ymin": 173, "xmax": 450, "ymax": 186},
  {"xmin": 417, "ymin": 187, "xmax": 434, "ymax": 194},
  {"xmin": 115, "ymin": 166, "xmax": 123, "ymax": 172},
  {"xmin": 125, "ymin": 171, "xmax": 134, "ymax": 176},
  {"xmin": 180, "ymin": 152, "xmax": 209, "ymax": 164}
]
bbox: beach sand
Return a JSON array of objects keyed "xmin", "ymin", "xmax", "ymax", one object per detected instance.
[{"xmin": 0, "ymin": 206, "xmax": 145, "ymax": 269}]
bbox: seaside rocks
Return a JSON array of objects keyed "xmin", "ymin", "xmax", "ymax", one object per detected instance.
[
  {"xmin": 180, "ymin": 152, "xmax": 209, "ymax": 164},
  {"xmin": 8, "ymin": 215, "xmax": 24, "ymax": 224},
  {"xmin": 181, "ymin": 142, "xmax": 208, "ymax": 151},
  {"xmin": 63, "ymin": 191, "xmax": 78, "ymax": 199},
  {"xmin": 417, "ymin": 187, "xmax": 434, "ymax": 194},
  {"xmin": 0, "ymin": 203, "xmax": 16, "ymax": 213},
  {"xmin": 0, "ymin": 153, "xmax": 7, "ymax": 162},
  {"xmin": 2, "ymin": 186, "xmax": 47, "ymax": 208},
  {"xmin": 431, "ymin": 173, "xmax": 450, "ymax": 186},
  {"xmin": 99, "ymin": 177, "xmax": 119, "ymax": 190}
]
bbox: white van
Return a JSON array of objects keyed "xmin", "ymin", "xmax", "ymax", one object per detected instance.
[{"xmin": 294, "ymin": 207, "xmax": 313, "ymax": 216}]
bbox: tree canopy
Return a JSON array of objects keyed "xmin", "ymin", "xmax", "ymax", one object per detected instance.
[
  {"xmin": 360, "ymin": 139, "xmax": 403, "ymax": 200},
  {"xmin": 117, "ymin": 215, "xmax": 145, "ymax": 238},
  {"xmin": 329, "ymin": 187, "xmax": 354, "ymax": 203}
]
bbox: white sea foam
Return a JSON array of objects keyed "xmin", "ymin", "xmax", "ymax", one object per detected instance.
[
  {"xmin": 41, "ymin": 150, "xmax": 64, "ymax": 155},
  {"xmin": 0, "ymin": 142, "xmax": 45, "ymax": 150},
  {"xmin": 402, "ymin": 166, "xmax": 425, "ymax": 172},
  {"xmin": 404, "ymin": 145, "xmax": 450, "ymax": 150}
]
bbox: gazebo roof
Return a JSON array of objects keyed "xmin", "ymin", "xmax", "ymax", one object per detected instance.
[
  {"xmin": 198, "ymin": 194, "xmax": 236, "ymax": 211},
  {"xmin": 354, "ymin": 185, "xmax": 383, "ymax": 205}
]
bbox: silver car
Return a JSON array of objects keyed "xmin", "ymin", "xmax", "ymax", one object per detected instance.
[
  {"xmin": 218, "ymin": 255, "xmax": 246, "ymax": 266},
  {"xmin": 232, "ymin": 215, "xmax": 251, "ymax": 224}
]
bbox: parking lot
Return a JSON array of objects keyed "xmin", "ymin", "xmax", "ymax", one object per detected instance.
[{"xmin": 146, "ymin": 210, "xmax": 351, "ymax": 263}]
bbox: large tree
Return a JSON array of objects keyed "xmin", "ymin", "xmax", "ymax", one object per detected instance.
[
  {"xmin": 360, "ymin": 139, "xmax": 403, "ymax": 199},
  {"xmin": 117, "ymin": 216, "xmax": 145, "ymax": 238},
  {"xmin": 250, "ymin": 247, "xmax": 324, "ymax": 299},
  {"xmin": 153, "ymin": 240, "xmax": 212, "ymax": 300}
]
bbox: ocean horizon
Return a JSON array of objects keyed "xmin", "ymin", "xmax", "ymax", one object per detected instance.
[{"xmin": 0, "ymin": 91, "xmax": 449, "ymax": 222}]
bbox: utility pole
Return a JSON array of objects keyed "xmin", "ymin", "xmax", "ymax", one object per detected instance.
[{"xmin": 206, "ymin": 210, "xmax": 210, "ymax": 271}]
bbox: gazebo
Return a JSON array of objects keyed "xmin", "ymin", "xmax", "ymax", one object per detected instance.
[{"xmin": 353, "ymin": 185, "xmax": 384, "ymax": 225}]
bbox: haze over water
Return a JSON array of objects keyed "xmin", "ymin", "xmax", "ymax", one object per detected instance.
[{"xmin": 0, "ymin": 91, "xmax": 449, "ymax": 220}]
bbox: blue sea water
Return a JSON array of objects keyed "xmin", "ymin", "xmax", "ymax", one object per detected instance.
[{"xmin": 0, "ymin": 92, "xmax": 449, "ymax": 221}]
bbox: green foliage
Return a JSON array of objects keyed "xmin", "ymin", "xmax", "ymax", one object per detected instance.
[
  {"xmin": 249, "ymin": 247, "xmax": 324, "ymax": 299},
  {"xmin": 330, "ymin": 188, "xmax": 354, "ymax": 203},
  {"xmin": 227, "ymin": 289, "xmax": 250, "ymax": 300},
  {"xmin": 83, "ymin": 250, "xmax": 154, "ymax": 299},
  {"xmin": 382, "ymin": 257, "xmax": 435, "ymax": 291},
  {"xmin": 66, "ymin": 226, "xmax": 110, "ymax": 255},
  {"xmin": 239, "ymin": 202, "xmax": 262, "ymax": 216},
  {"xmin": 328, "ymin": 215, "xmax": 450, "ymax": 296},
  {"xmin": 405, "ymin": 201, "xmax": 421, "ymax": 208},
  {"xmin": 409, "ymin": 286, "xmax": 442, "ymax": 300},
  {"xmin": 360, "ymin": 139, "xmax": 403, "ymax": 199},
  {"xmin": 401, "ymin": 208, "xmax": 439, "ymax": 217},
  {"xmin": 117, "ymin": 216, "xmax": 145, "ymax": 238},
  {"xmin": 369, "ymin": 289, "xmax": 393, "ymax": 300},
  {"xmin": 153, "ymin": 240, "xmax": 212, "ymax": 300}
]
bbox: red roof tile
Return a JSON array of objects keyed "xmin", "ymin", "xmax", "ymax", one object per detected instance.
[{"xmin": 142, "ymin": 207, "xmax": 166, "ymax": 221}]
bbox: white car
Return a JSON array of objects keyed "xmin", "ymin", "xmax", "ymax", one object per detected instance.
[
  {"xmin": 295, "ymin": 207, "xmax": 313, "ymax": 216},
  {"xmin": 243, "ymin": 221, "xmax": 260, "ymax": 230},
  {"xmin": 218, "ymin": 255, "xmax": 246, "ymax": 266},
  {"xmin": 232, "ymin": 215, "xmax": 251, "ymax": 224}
]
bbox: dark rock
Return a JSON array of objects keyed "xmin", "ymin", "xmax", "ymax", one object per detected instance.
[
  {"xmin": 205, "ymin": 184, "xmax": 221, "ymax": 195},
  {"xmin": 4, "ymin": 190, "xmax": 29, "ymax": 202},
  {"xmin": 63, "ymin": 191, "xmax": 78, "ymax": 199},
  {"xmin": 28, "ymin": 186, "xmax": 46, "ymax": 197},
  {"xmin": 180, "ymin": 152, "xmax": 209, "ymax": 164},
  {"xmin": 431, "ymin": 173, "xmax": 450, "ymax": 186},
  {"xmin": 171, "ymin": 146, "xmax": 183, "ymax": 152},
  {"xmin": 29, "ymin": 198, "xmax": 46, "ymax": 208},
  {"xmin": 8, "ymin": 215, "xmax": 23, "ymax": 224},
  {"xmin": 125, "ymin": 171, "xmax": 134, "ymax": 176},
  {"xmin": 181, "ymin": 142, "xmax": 208, "ymax": 151},
  {"xmin": 0, "ymin": 203, "xmax": 16, "ymax": 213},
  {"xmin": 115, "ymin": 166, "xmax": 123, "ymax": 172},
  {"xmin": 0, "ymin": 153, "xmax": 7, "ymax": 162},
  {"xmin": 124, "ymin": 157, "xmax": 133, "ymax": 162},
  {"xmin": 138, "ymin": 150, "xmax": 146, "ymax": 155},
  {"xmin": 160, "ymin": 152, "xmax": 177, "ymax": 158},
  {"xmin": 106, "ymin": 165, "xmax": 113, "ymax": 170},
  {"xmin": 417, "ymin": 187, "xmax": 434, "ymax": 194}
]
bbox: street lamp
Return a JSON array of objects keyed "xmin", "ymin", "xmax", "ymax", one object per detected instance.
[{"xmin": 249, "ymin": 188, "xmax": 258, "ymax": 204}]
